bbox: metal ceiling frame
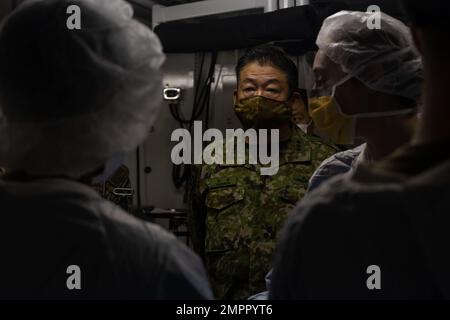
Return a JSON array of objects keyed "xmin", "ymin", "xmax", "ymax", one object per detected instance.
[{"xmin": 152, "ymin": 0, "xmax": 310, "ymax": 28}]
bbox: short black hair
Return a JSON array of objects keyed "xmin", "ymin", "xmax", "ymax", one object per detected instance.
[
  {"xmin": 236, "ymin": 44, "xmax": 298, "ymax": 94},
  {"xmin": 401, "ymin": 0, "xmax": 450, "ymax": 28}
]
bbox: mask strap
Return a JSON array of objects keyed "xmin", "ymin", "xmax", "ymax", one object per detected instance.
[
  {"xmin": 331, "ymin": 74, "xmax": 353, "ymax": 97},
  {"xmin": 353, "ymin": 107, "xmax": 417, "ymax": 119}
]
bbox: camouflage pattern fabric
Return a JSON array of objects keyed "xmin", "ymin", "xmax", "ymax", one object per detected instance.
[
  {"xmin": 91, "ymin": 165, "xmax": 134, "ymax": 213},
  {"xmin": 191, "ymin": 125, "xmax": 339, "ymax": 299}
]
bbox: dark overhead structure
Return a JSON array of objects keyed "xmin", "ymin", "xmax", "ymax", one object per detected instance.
[
  {"xmin": 131, "ymin": 0, "xmax": 407, "ymax": 54},
  {"xmin": 151, "ymin": 0, "xmax": 407, "ymax": 54},
  {"xmin": 152, "ymin": 0, "xmax": 202, "ymax": 5},
  {"xmin": 155, "ymin": 5, "xmax": 321, "ymax": 55}
]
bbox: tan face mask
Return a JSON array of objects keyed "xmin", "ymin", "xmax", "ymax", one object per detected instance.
[
  {"xmin": 308, "ymin": 96, "xmax": 356, "ymax": 145},
  {"xmin": 234, "ymin": 95, "xmax": 292, "ymax": 129}
]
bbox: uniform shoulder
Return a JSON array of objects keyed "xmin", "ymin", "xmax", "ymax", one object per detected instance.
[
  {"xmin": 307, "ymin": 133, "xmax": 341, "ymax": 152},
  {"xmin": 290, "ymin": 127, "xmax": 340, "ymax": 153}
]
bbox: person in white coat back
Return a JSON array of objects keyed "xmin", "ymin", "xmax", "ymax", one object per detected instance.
[{"xmin": 0, "ymin": 0, "xmax": 212, "ymax": 299}]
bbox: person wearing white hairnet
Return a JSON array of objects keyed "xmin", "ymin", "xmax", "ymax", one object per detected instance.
[
  {"xmin": 269, "ymin": 9, "xmax": 448, "ymax": 299},
  {"xmin": 249, "ymin": 11, "xmax": 423, "ymax": 301},
  {"xmin": 305, "ymin": 10, "xmax": 422, "ymax": 192},
  {"xmin": 0, "ymin": 0, "xmax": 212, "ymax": 299}
]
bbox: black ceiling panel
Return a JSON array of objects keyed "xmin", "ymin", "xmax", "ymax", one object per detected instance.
[{"xmin": 152, "ymin": 0, "xmax": 203, "ymax": 6}]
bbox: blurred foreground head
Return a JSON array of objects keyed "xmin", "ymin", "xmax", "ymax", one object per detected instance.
[
  {"xmin": 0, "ymin": 0, "xmax": 165, "ymax": 179},
  {"xmin": 401, "ymin": 0, "xmax": 450, "ymax": 65}
]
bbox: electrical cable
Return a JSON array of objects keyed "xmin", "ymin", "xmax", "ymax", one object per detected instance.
[
  {"xmin": 136, "ymin": 146, "xmax": 142, "ymax": 209},
  {"xmin": 169, "ymin": 52, "xmax": 218, "ymax": 190}
]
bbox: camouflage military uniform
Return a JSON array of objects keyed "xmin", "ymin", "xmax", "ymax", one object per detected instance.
[
  {"xmin": 91, "ymin": 165, "xmax": 134, "ymax": 213},
  {"xmin": 192, "ymin": 125, "xmax": 339, "ymax": 299}
]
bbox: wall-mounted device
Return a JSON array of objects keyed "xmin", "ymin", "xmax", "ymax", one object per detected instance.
[{"xmin": 163, "ymin": 87, "xmax": 182, "ymax": 102}]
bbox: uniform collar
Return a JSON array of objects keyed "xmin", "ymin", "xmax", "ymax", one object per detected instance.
[
  {"xmin": 351, "ymin": 143, "xmax": 368, "ymax": 169},
  {"xmin": 279, "ymin": 125, "xmax": 311, "ymax": 165},
  {"xmin": 214, "ymin": 125, "xmax": 312, "ymax": 171}
]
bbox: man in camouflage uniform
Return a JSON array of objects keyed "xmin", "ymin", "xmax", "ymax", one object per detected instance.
[{"xmin": 190, "ymin": 45, "xmax": 339, "ymax": 299}]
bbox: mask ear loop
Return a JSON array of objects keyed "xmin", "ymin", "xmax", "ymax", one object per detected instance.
[
  {"xmin": 353, "ymin": 108, "xmax": 417, "ymax": 119},
  {"xmin": 329, "ymin": 74, "xmax": 354, "ymax": 117},
  {"xmin": 331, "ymin": 74, "xmax": 418, "ymax": 118},
  {"xmin": 330, "ymin": 74, "xmax": 354, "ymax": 98}
]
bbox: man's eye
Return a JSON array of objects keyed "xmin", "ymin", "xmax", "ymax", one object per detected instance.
[
  {"xmin": 266, "ymin": 88, "xmax": 280, "ymax": 93},
  {"xmin": 243, "ymin": 88, "xmax": 255, "ymax": 93}
]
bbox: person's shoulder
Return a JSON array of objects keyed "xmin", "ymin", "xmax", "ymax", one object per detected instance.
[
  {"xmin": 273, "ymin": 177, "xmax": 428, "ymax": 299},
  {"xmin": 304, "ymin": 132, "xmax": 340, "ymax": 152},
  {"xmin": 313, "ymin": 152, "xmax": 345, "ymax": 172},
  {"xmin": 95, "ymin": 200, "xmax": 178, "ymax": 249},
  {"xmin": 291, "ymin": 127, "xmax": 340, "ymax": 156},
  {"xmin": 289, "ymin": 173, "xmax": 408, "ymax": 238},
  {"xmin": 314, "ymin": 146, "xmax": 363, "ymax": 173},
  {"xmin": 94, "ymin": 201, "xmax": 212, "ymax": 298}
]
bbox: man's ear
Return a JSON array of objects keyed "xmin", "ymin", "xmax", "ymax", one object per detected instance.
[
  {"xmin": 411, "ymin": 26, "xmax": 424, "ymax": 55},
  {"xmin": 233, "ymin": 89, "xmax": 238, "ymax": 105}
]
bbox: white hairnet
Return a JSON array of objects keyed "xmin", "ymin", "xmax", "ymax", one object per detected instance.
[
  {"xmin": 0, "ymin": 0, "xmax": 165, "ymax": 178},
  {"xmin": 316, "ymin": 10, "xmax": 423, "ymax": 100}
]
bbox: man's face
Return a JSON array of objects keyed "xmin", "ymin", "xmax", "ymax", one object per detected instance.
[
  {"xmin": 233, "ymin": 62, "xmax": 298, "ymax": 130},
  {"xmin": 312, "ymin": 50, "xmax": 364, "ymax": 115},
  {"xmin": 234, "ymin": 62, "xmax": 291, "ymax": 104},
  {"xmin": 312, "ymin": 49, "xmax": 412, "ymax": 116},
  {"xmin": 312, "ymin": 50, "xmax": 347, "ymax": 92}
]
